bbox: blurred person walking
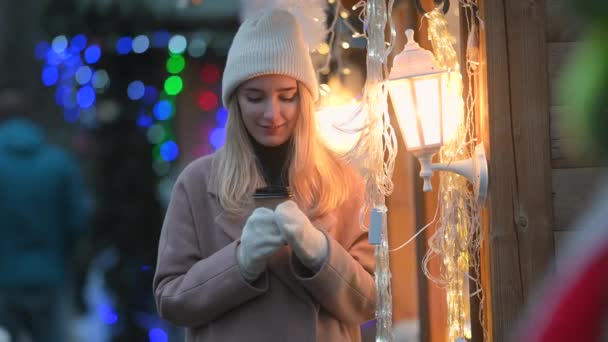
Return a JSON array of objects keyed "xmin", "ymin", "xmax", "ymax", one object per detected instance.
[{"xmin": 0, "ymin": 89, "xmax": 89, "ymax": 342}]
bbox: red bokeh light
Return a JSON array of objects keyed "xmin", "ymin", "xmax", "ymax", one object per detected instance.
[
  {"xmin": 200, "ymin": 64, "xmax": 221, "ymax": 84},
  {"xmin": 197, "ymin": 90, "xmax": 218, "ymax": 111}
]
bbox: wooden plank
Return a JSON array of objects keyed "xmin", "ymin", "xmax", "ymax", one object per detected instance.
[
  {"xmin": 545, "ymin": 0, "xmax": 582, "ymax": 43},
  {"xmin": 547, "ymin": 42, "xmax": 579, "ymax": 106},
  {"xmin": 552, "ymin": 168, "xmax": 608, "ymax": 230},
  {"xmin": 479, "ymin": 0, "xmax": 555, "ymax": 340},
  {"xmin": 549, "ymin": 105, "xmax": 607, "ymax": 167}
]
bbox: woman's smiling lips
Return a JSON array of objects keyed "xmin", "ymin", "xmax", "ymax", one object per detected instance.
[{"xmin": 260, "ymin": 123, "xmax": 286, "ymax": 134}]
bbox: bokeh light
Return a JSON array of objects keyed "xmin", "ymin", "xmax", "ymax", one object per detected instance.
[
  {"xmin": 76, "ymin": 86, "xmax": 96, "ymax": 108},
  {"xmin": 166, "ymin": 55, "xmax": 185, "ymax": 74},
  {"xmin": 99, "ymin": 304, "xmax": 118, "ymax": 325},
  {"xmin": 197, "ymin": 90, "xmax": 218, "ymax": 111},
  {"xmin": 188, "ymin": 37, "xmax": 207, "ymax": 58},
  {"xmin": 132, "ymin": 35, "xmax": 150, "ymax": 54},
  {"xmin": 116, "ymin": 37, "xmax": 133, "ymax": 55},
  {"xmin": 168, "ymin": 35, "xmax": 187, "ymax": 54},
  {"xmin": 127, "ymin": 81, "xmax": 145, "ymax": 100},
  {"xmin": 51, "ymin": 35, "xmax": 68, "ymax": 54},
  {"xmin": 164, "ymin": 76, "xmax": 183, "ymax": 96},
  {"xmin": 147, "ymin": 124, "xmax": 166, "ymax": 144},
  {"xmin": 148, "ymin": 328, "xmax": 168, "ymax": 342},
  {"xmin": 152, "ymin": 30, "xmax": 171, "ymax": 48},
  {"xmin": 71, "ymin": 34, "xmax": 87, "ymax": 52},
  {"xmin": 75, "ymin": 66, "xmax": 93, "ymax": 85},
  {"xmin": 209, "ymin": 128, "xmax": 226, "ymax": 149},
  {"xmin": 153, "ymin": 100, "xmax": 173, "ymax": 120},
  {"xmin": 84, "ymin": 45, "xmax": 101, "ymax": 64},
  {"xmin": 91, "ymin": 70, "xmax": 110, "ymax": 90},
  {"xmin": 143, "ymin": 86, "xmax": 159, "ymax": 105},
  {"xmin": 160, "ymin": 140, "xmax": 179, "ymax": 162},
  {"xmin": 46, "ymin": 50, "xmax": 62, "ymax": 66},
  {"xmin": 137, "ymin": 113, "xmax": 154, "ymax": 128},
  {"xmin": 216, "ymin": 107, "xmax": 228, "ymax": 127},
  {"xmin": 41, "ymin": 66, "xmax": 59, "ymax": 86}
]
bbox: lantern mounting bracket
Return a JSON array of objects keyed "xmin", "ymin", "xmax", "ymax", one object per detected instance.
[{"xmin": 413, "ymin": 143, "xmax": 488, "ymax": 206}]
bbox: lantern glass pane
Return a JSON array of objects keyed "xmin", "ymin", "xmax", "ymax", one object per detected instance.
[
  {"xmin": 442, "ymin": 71, "xmax": 461, "ymax": 143},
  {"xmin": 413, "ymin": 75, "xmax": 442, "ymax": 147},
  {"xmin": 388, "ymin": 78, "xmax": 421, "ymax": 150}
]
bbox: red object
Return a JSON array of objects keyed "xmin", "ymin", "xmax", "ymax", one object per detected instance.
[
  {"xmin": 197, "ymin": 90, "xmax": 218, "ymax": 112},
  {"xmin": 519, "ymin": 231, "xmax": 608, "ymax": 342},
  {"xmin": 200, "ymin": 64, "xmax": 221, "ymax": 84}
]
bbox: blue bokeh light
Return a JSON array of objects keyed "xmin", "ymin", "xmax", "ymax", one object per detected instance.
[
  {"xmin": 71, "ymin": 34, "xmax": 87, "ymax": 52},
  {"xmin": 46, "ymin": 50, "xmax": 62, "ymax": 66},
  {"xmin": 209, "ymin": 127, "xmax": 226, "ymax": 149},
  {"xmin": 142, "ymin": 86, "xmax": 159, "ymax": 105},
  {"xmin": 149, "ymin": 328, "xmax": 168, "ymax": 342},
  {"xmin": 153, "ymin": 100, "xmax": 173, "ymax": 121},
  {"xmin": 168, "ymin": 35, "xmax": 187, "ymax": 54},
  {"xmin": 75, "ymin": 66, "xmax": 93, "ymax": 85},
  {"xmin": 215, "ymin": 107, "xmax": 228, "ymax": 127},
  {"xmin": 99, "ymin": 304, "xmax": 118, "ymax": 325},
  {"xmin": 41, "ymin": 66, "xmax": 59, "ymax": 87},
  {"xmin": 84, "ymin": 45, "xmax": 101, "ymax": 64},
  {"xmin": 132, "ymin": 35, "xmax": 150, "ymax": 54},
  {"xmin": 91, "ymin": 70, "xmax": 110, "ymax": 89},
  {"xmin": 77, "ymin": 86, "xmax": 96, "ymax": 108},
  {"xmin": 160, "ymin": 140, "xmax": 179, "ymax": 162},
  {"xmin": 51, "ymin": 35, "xmax": 68, "ymax": 54},
  {"xmin": 127, "ymin": 81, "xmax": 146, "ymax": 100},
  {"xmin": 64, "ymin": 52, "xmax": 82, "ymax": 68},
  {"xmin": 137, "ymin": 113, "xmax": 155, "ymax": 128},
  {"xmin": 152, "ymin": 30, "xmax": 171, "ymax": 48},
  {"xmin": 35, "ymin": 42, "xmax": 50, "ymax": 60},
  {"xmin": 116, "ymin": 37, "xmax": 133, "ymax": 55}
]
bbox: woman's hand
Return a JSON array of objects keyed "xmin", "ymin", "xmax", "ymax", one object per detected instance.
[
  {"xmin": 238, "ymin": 207, "xmax": 285, "ymax": 281},
  {"xmin": 274, "ymin": 200, "xmax": 328, "ymax": 270}
]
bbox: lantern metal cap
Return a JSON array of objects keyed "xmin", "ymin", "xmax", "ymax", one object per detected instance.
[{"xmin": 389, "ymin": 29, "xmax": 446, "ymax": 80}]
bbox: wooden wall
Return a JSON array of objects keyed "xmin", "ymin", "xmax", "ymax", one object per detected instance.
[
  {"xmin": 479, "ymin": 0, "xmax": 555, "ymax": 340},
  {"xmin": 478, "ymin": 0, "xmax": 607, "ymax": 340},
  {"xmin": 545, "ymin": 0, "xmax": 607, "ymax": 271}
]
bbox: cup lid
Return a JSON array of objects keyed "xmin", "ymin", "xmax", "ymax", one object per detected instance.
[{"xmin": 253, "ymin": 186, "xmax": 293, "ymax": 199}]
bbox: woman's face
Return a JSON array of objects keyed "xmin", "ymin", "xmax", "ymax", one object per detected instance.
[{"xmin": 236, "ymin": 75, "xmax": 299, "ymax": 147}]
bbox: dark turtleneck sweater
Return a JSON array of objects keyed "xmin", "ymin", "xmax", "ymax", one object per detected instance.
[{"xmin": 250, "ymin": 136, "xmax": 292, "ymax": 187}]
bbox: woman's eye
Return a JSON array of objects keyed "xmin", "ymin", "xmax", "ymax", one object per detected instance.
[
  {"xmin": 280, "ymin": 96, "xmax": 296, "ymax": 102},
  {"xmin": 246, "ymin": 97, "xmax": 262, "ymax": 103}
]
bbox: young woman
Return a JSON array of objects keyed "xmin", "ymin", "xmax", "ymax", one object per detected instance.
[{"xmin": 153, "ymin": 9, "xmax": 376, "ymax": 341}]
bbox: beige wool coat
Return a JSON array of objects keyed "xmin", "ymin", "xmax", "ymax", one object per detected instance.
[{"xmin": 153, "ymin": 154, "xmax": 376, "ymax": 341}]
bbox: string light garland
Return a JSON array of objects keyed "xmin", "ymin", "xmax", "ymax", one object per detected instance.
[{"xmin": 420, "ymin": 6, "xmax": 486, "ymax": 342}]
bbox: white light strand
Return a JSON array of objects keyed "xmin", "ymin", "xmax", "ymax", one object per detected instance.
[
  {"xmin": 420, "ymin": 6, "xmax": 485, "ymax": 342},
  {"xmin": 342, "ymin": 0, "xmax": 398, "ymax": 340}
]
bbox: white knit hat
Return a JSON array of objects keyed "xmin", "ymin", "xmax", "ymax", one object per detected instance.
[{"xmin": 221, "ymin": 9, "xmax": 319, "ymax": 106}]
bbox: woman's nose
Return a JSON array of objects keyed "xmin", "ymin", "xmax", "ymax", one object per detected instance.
[{"xmin": 262, "ymin": 98, "xmax": 280, "ymax": 120}]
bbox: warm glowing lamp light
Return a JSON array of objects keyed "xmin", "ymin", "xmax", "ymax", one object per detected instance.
[
  {"xmin": 388, "ymin": 29, "xmax": 488, "ymax": 204},
  {"xmin": 316, "ymin": 100, "xmax": 364, "ymax": 154}
]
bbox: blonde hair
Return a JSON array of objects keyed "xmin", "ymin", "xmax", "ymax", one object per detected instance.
[{"xmin": 211, "ymin": 82, "xmax": 353, "ymax": 217}]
